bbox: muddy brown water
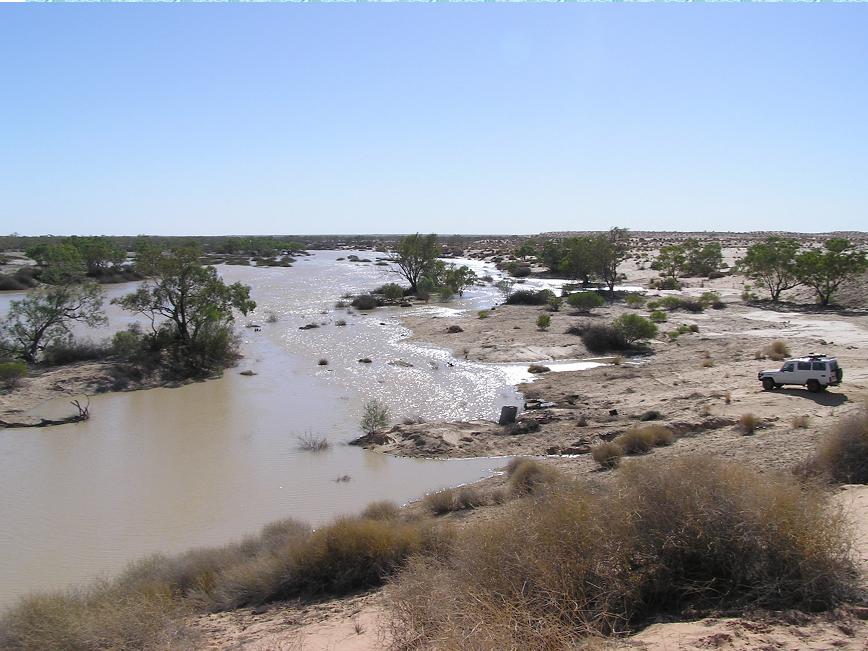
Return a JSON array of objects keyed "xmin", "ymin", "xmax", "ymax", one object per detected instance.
[{"xmin": 0, "ymin": 252, "xmax": 523, "ymax": 608}]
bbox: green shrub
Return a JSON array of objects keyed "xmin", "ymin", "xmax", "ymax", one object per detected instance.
[
  {"xmin": 613, "ymin": 314, "xmax": 658, "ymax": 345},
  {"xmin": 506, "ymin": 290, "xmax": 554, "ymax": 306},
  {"xmin": 624, "ymin": 293, "xmax": 646, "ymax": 308},
  {"xmin": 568, "ymin": 323, "xmax": 629, "ymax": 354},
  {"xmin": 536, "ymin": 313, "xmax": 551, "ymax": 330},
  {"xmin": 477, "ymin": 310, "xmax": 489, "ymax": 319},
  {"xmin": 649, "ymin": 310, "xmax": 668, "ymax": 323},
  {"xmin": 0, "ymin": 360, "xmax": 26, "ymax": 389},
  {"xmin": 566, "ymin": 291, "xmax": 605, "ymax": 312},
  {"xmin": 351, "ymin": 294, "xmax": 380, "ymax": 310},
  {"xmin": 379, "ymin": 283, "xmax": 405, "ymax": 301},
  {"xmin": 41, "ymin": 339, "xmax": 111, "ymax": 366}
]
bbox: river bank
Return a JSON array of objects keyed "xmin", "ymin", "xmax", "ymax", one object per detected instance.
[{"xmin": 0, "ymin": 252, "xmax": 518, "ymax": 608}]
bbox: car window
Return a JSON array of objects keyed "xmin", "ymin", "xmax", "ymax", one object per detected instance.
[
  {"xmin": 782, "ymin": 363, "xmax": 794, "ymax": 372},
  {"xmin": 830, "ymin": 360, "xmax": 838, "ymax": 370},
  {"xmin": 812, "ymin": 362, "xmax": 825, "ymax": 371},
  {"xmin": 797, "ymin": 362, "xmax": 811, "ymax": 370}
]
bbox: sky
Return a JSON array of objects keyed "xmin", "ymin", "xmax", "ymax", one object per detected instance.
[{"xmin": 1, "ymin": 4, "xmax": 866, "ymax": 236}]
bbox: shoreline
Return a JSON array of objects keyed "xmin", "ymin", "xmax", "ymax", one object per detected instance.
[{"xmin": 0, "ymin": 358, "xmax": 219, "ymax": 428}]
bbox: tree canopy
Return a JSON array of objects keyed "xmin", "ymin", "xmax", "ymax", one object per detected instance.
[
  {"xmin": 737, "ymin": 236, "xmax": 801, "ymax": 302},
  {"xmin": 115, "ymin": 246, "xmax": 256, "ymax": 344},
  {"xmin": 0, "ymin": 283, "xmax": 106, "ymax": 364},
  {"xmin": 795, "ymin": 238, "xmax": 868, "ymax": 306},
  {"xmin": 390, "ymin": 233, "xmax": 439, "ymax": 293}
]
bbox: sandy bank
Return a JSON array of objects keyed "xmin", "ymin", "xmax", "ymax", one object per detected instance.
[{"xmin": 358, "ymin": 299, "xmax": 868, "ymax": 468}]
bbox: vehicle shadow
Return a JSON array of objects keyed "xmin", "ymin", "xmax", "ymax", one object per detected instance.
[{"xmin": 776, "ymin": 388, "xmax": 849, "ymax": 407}]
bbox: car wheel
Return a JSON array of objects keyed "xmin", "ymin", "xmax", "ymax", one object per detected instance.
[
  {"xmin": 774, "ymin": 383, "xmax": 782, "ymax": 390},
  {"xmin": 807, "ymin": 380, "xmax": 821, "ymax": 393},
  {"xmin": 762, "ymin": 378, "xmax": 775, "ymax": 391}
]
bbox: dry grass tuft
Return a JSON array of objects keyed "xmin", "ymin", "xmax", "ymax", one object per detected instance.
[
  {"xmin": 792, "ymin": 415, "xmax": 810, "ymax": 429},
  {"xmin": 505, "ymin": 458, "xmax": 560, "ymax": 496},
  {"xmin": 800, "ymin": 406, "xmax": 868, "ymax": 483},
  {"xmin": 361, "ymin": 501, "xmax": 402, "ymax": 521},
  {"xmin": 761, "ymin": 340, "xmax": 791, "ymax": 361},
  {"xmin": 613, "ymin": 425, "xmax": 674, "ymax": 456},
  {"xmin": 738, "ymin": 413, "xmax": 760, "ymax": 435},
  {"xmin": 591, "ymin": 441, "xmax": 624, "ymax": 469}
]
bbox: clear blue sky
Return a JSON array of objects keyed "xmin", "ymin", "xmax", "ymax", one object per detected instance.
[{"xmin": 1, "ymin": 4, "xmax": 866, "ymax": 236}]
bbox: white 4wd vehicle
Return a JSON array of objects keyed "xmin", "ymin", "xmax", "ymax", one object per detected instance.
[{"xmin": 758, "ymin": 354, "xmax": 843, "ymax": 393}]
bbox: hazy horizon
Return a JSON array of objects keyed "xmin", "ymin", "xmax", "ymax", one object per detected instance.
[{"xmin": 2, "ymin": 4, "xmax": 867, "ymax": 236}]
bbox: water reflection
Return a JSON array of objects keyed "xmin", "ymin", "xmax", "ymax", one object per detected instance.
[{"xmin": 0, "ymin": 252, "xmax": 521, "ymax": 607}]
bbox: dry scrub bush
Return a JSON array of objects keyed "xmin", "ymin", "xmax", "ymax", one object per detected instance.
[
  {"xmin": 289, "ymin": 517, "xmax": 438, "ymax": 597},
  {"xmin": 0, "ymin": 518, "xmax": 311, "ymax": 650},
  {"xmin": 801, "ymin": 407, "xmax": 868, "ymax": 483},
  {"xmin": 0, "ymin": 509, "xmax": 442, "ymax": 649},
  {"xmin": 0, "ymin": 587, "xmax": 192, "ymax": 651},
  {"xmin": 386, "ymin": 457, "xmax": 855, "ymax": 651},
  {"xmin": 738, "ymin": 413, "xmax": 760, "ymax": 435},
  {"xmin": 506, "ymin": 458, "xmax": 560, "ymax": 496},
  {"xmin": 614, "ymin": 425, "xmax": 674, "ymax": 455},
  {"xmin": 296, "ymin": 432, "xmax": 330, "ymax": 451},
  {"xmin": 791, "ymin": 415, "xmax": 810, "ymax": 429},
  {"xmin": 361, "ymin": 501, "xmax": 402, "ymax": 521},
  {"xmin": 424, "ymin": 485, "xmax": 489, "ymax": 515},
  {"xmin": 591, "ymin": 441, "xmax": 624, "ymax": 469},
  {"xmin": 761, "ymin": 340, "xmax": 791, "ymax": 361}
]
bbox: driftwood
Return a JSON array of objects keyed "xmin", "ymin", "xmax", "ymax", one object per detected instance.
[{"xmin": 0, "ymin": 397, "xmax": 91, "ymax": 429}]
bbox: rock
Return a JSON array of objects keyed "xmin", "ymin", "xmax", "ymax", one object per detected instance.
[
  {"xmin": 239, "ymin": 370, "xmax": 257, "ymax": 376},
  {"xmin": 527, "ymin": 364, "xmax": 551, "ymax": 374},
  {"xmin": 498, "ymin": 405, "xmax": 518, "ymax": 425},
  {"xmin": 358, "ymin": 358, "xmax": 373, "ymax": 364},
  {"xmin": 609, "ymin": 409, "xmax": 619, "ymax": 416},
  {"xmin": 299, "ymin": 323, "xmax": 319, "ymax": 330},
  {"xmin": 446, "ymin": 325, "xmax": 464, "ymax": 333},
  {"xmin": 388, "ymin": 360, "xmax": 414, "ymax": 367}
]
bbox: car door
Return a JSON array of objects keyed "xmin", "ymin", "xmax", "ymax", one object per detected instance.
[
  {"xmin": 812, "ymin": 361, "xmax": 829, "ymax": 385},
  {"xmin": 795, "ymin": 361, "xmax": 812, "ymax": 384}
]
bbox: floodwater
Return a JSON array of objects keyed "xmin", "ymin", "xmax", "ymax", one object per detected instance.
[{"xmin": 0, "ymin": 252, "xmax": 524, "ymax": 608}]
